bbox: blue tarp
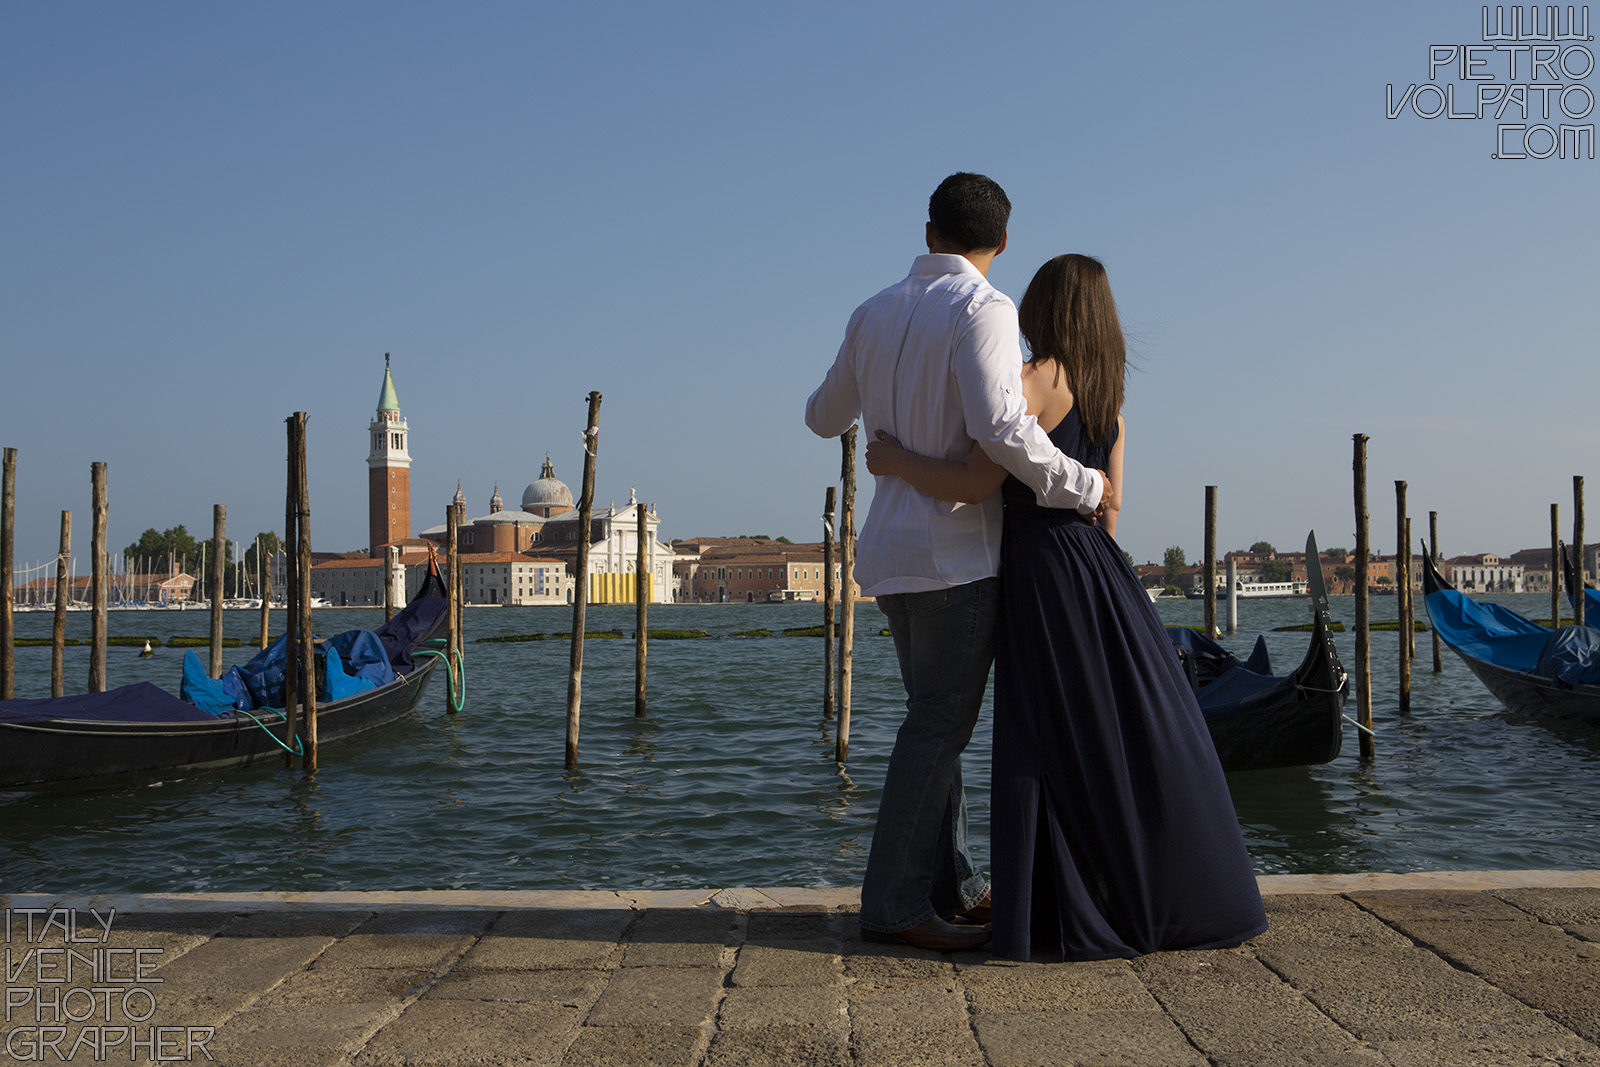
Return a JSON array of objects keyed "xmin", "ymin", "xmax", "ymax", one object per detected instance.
[
  {"xmin": 0, "ymin": 682, "xmax": 226, "ymax": 725},
  {"xmin": 374, "ymin": 594, "xmax": 448, "ymax": 674},
  {"xmin": 1425, "ymin": 587, "xmax": 1551, "ymax": 672},
  {"xmin": 328, "ymin": 630, "xmax": 398, "ymax": 689},
  {"xmin": 321, "ymin": 644, "xmax": 377, "ymax": 702},
  {"xmin": 1536, "ymin": 626, "xmax": 1600, "ymax": 687},
  {"xmin": 180, "ymin": 652, "xmax": 252, "ymax": 714},
  {"xmin": 1166, "ymin": 627, "xmax": 1287, "ymax": 721}
]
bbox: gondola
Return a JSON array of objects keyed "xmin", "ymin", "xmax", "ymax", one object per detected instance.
[
  {"xmin": 1167, "ymin": 533, "xmax": 1348, "ymax": 771},
  {"xmin": 1425, "ymin": 544, "xmax": 1600, "ymax": 720},
  {"xmin": 1558, "ymin": 542, "xmax": 1600, "ymax": 622},
  {"xmin": 0, "ymin": 560, "xmax": 451, "ymax": 790}
]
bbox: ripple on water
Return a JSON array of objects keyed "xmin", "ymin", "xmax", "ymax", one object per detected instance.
[{"xmin": 6, "ymin": 596, "xmax": 1600, "ymax": 889}]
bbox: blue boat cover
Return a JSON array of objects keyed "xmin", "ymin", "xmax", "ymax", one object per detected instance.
[
  {"xmin": 0, "ymin": 682, "xmax": 226, "ymax": 725},
  {"xmin": 1425, "ymin": 587, "xmax": 1551, "ymax": 672},
  {"xmin": 321, "ymin": 643, "xmax": 378, "ymax": 702},
  {"xmin": 328, "ymin": 630, "xmax": 398, "ymax": 689},
  {"xmin": 1166, "ymin": 627, "xmax": 1289, "ymax": 721},
  {"xmin": 1535, "ymin": 626, "xmax": 1600, "ymax": 687},
  {"xmin": 373, "ymin": 594, "xmax": 447, "ymax": 674},
  {"xmin": 239, "ymin": 635, "xmax": 291, "ymax": 709},
  {"xmin": 180, "ymin": 652, "xmax": 252, "ymax": 714}
]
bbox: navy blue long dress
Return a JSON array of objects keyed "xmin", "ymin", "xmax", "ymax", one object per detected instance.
[{"xmin": 991, "ymin": 408, "xmax": 1267, "ymax": 961}]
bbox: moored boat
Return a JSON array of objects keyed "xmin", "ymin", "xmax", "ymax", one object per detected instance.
[
  {"xmin": 1169, "ymin": 534, "xmax": 1348, "ymax": 771},
  {"xmin": 0, "ymin": 564, "xmax": 450, "ymax": 790},
  {"xmin": 1425, "ymin": 546, "xmax": 1600, "ymax": 720}
]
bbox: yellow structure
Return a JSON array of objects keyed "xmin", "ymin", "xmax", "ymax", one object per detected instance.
[{"xmin": 588, "ymin": 571, "xmax": 653, "ymax": 604}]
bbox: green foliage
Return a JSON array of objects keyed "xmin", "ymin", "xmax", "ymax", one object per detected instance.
[
  {"xmin": 1259, "ymin": 560, "xmax": 1293, "ymax": 582},
  {"xmin": 644, "ymin": 629, "xmax": 710, "ymax": 639},
  {"xmin": 1162, "ymin": 546, "xmax": 1187, "ymax": 587},
  {"xmin": 1324, "ymin": 547, "xmax": 1349, "ymax": 561},
  {"xmin": 167, "ymin": 636, "xmax": 245, "ymax": 648},
  {"xmin": 775, "ymin": 536, "xmax": 793, "ymax": 544},
  {"xmin": 124, "ymin": 526, "xmax": 198, "ymax": 571},
  {"xmin": 1249, "ymin": 541, "xmax": 1276, "ymax": 554},
  {"xmin": 729, "ymin": 628, "xmax": 772, "ymax": 638},
  {"xmin": 1334, "ymin": 565, "xmax": 1356, "ymax": 584},
  {"xmin": 782, "ymin": 625, "xmax": 825, "ymax": 637}
]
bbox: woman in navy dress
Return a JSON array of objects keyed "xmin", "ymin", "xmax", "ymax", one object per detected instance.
[{"xmin": 865, "ymin": 254, "xmax": 1265, "ymax": 961}]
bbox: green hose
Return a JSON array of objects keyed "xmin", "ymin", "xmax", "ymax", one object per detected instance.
[{"xmin": 413, "ymin": 647, "xmax": 466, "ymax": 712}]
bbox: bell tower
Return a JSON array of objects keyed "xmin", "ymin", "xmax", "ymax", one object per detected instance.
[{"xmin": 367, "ymin": 354, "xmax": 412, "ymax": 557}]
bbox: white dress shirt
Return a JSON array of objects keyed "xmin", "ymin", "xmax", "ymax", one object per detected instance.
[{"xmin": 806, "ymin": 254, "xmax": 1105, "ymax": 596}]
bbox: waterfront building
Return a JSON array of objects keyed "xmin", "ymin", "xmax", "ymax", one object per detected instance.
[
  {"xmin": 1446, "ymin": 553, "xmax": 1524, "ymax": 593},
  {"xmin": 671, "ymin": 538, "xmax": 857, "ymax": 603}
]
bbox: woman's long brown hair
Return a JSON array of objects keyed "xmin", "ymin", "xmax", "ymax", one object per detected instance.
[{"xmin": 1018, "ymin": 254, "xmax": 1125, "ymax": 444}]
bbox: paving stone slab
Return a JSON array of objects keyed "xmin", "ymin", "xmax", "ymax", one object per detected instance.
[
  {"xmin": 744, "ymin": 908, "xmax": 844, "ymax": 943},
  {"xmin": 613, "ymin": 889, "xmax": 717, "ymax": 909},
  {"xmin": 973, "ymin": 1009, "xmax": 1207, "ymax": 1067},
  {"xmin": 424, "ymin": 968, "xmax": 607, "ymax": 1007},
  {"xmin": 353, "ymin": 910, "xmax": 499, "ymax": 937},
  {"xmin": 1250, "ymin": 893, "xmax": 1413, "ymax": 950},
  {"xmin": 709, "ymin": 887, "xmax": 782, "ymax": 910},
  {"xmin": 211, "ymin": 999, "xmax": 400, "ymax": 1051},
  {"xmin": 1258, "ymin": 943, "xmax": 1591, "ymax": 1047},
  {"xmin": 356, "ymin": 999, "xmax": 582, "ymax": 1066},
  {"xmin": 717, "ymin": 985, "xmax": 847, "ymax": 1033},
  {"xmin": 313, "ymin": 932, "xmax": 477, "ymax": 972},
  {"xmin": 560, "ymin": 1024, "xmax": 705, "ymax": 1066},
  {"xmin": 851, "ymin": 1028, "xmax": 986, "ymax": 1067},
  {"xmin": 1348, "ymin": 889, "xmax": 1536, "ymax": 923},
  {"xmin": 729, "ymin": 940, "xmax": 840, "ymax": 986},
  {"xmin": 583, "ymin": 966, "xmax": 724, "ymax": 1027},
  {"xmin": 1496, "ymin": 887, "xmax": 1600, "ymax": 926},
  {"xmin": 256, "ymin": 964, "xmax": 438, "ymax": 1005},
  {"xmin": 703, "ymin": 1027, "xmax": 853, "ymax": 1067},
  {"xmin": 486, "ymin": 908, "xmax": 636, "ymax": 941},
  {"xmin": 220, "ymin": 910, "xmax": 375, "ymax": 938},
  {"xmin": 846, "ymin": 976, "xmax": 970, "ymax": 1038},
  {"xmin": 619, "ymin": 908, "xmax": 740, "ymax": 968},
  {"xmin": 1376, "ymin": 1037, "xmax": 1600, "ymax": 1066},
  {"xmin": 960, "ymin": 959, "xmax": 1157, "ymax": 1014},
  {"xmin": 150, "ymin": 934, "xmax": 336, "ymax": 995},
  {"xmin": 839, "ymin": 942, "xmax": 957, "ymax": 982}
]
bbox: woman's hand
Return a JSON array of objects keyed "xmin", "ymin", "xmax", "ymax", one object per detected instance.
[{"xmin": 865, "ymin": 430, "xmax": 910, "ymax": 477}]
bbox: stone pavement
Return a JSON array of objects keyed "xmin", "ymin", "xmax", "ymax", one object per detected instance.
[{"xmin": 5, "ymin": 871, "xmax": 1600, "ymax": 1066}]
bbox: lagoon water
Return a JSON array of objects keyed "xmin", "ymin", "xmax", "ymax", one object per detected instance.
[{"xmin": 3, "ymin": 594, "xmax": 1600, "ymax": 892}]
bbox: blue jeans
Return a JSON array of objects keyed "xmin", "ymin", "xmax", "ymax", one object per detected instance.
[{"xmin": 860, "ymin": 577, "xmax": 997, "ymax": 933}]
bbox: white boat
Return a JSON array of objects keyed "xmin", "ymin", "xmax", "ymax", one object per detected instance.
[{"xmin": 1219, "ymin": 580, "xmax": 1309, "ymax": 599}]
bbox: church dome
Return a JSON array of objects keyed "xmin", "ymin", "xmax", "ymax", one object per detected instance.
[{"xmin": 522, "ymin": 455, "xmax": 574, "ymax": 511}]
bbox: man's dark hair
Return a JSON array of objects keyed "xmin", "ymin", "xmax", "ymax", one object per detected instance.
[{"xmin": 928, "ymin": 172, "xmax": 1011, "ymax": 252}]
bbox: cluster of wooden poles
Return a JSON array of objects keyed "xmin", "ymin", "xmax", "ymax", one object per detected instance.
[
  {"xmin": 0, "ymin": 415, "xmax": 474, "ymax": 773},
  {"xmin": 1195, "ymin": 436, "xmax": 1589, "ymax": 762}
]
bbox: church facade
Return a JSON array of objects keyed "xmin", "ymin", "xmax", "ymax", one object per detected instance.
[{"xmin": 312, "ymin": 361, "xmax": 673, "ymax": 607}]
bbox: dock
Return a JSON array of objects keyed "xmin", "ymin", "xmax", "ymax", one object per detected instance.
[{"xmin": 4, "ymin": 871, "xmax": 1600, "ymax": 1065}]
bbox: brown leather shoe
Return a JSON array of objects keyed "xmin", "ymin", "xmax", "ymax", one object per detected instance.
[
  {"xmin": 956, "ymin": 891, "xmax": 991, "ymax": 925},
  {"xmin": 861, "ymin": 916, "xmax": 991, "ymax": 952}
]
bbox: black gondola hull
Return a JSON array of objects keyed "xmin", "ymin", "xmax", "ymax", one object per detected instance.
[
  {"xmin": 0, "ymin": 650, "xmax": 441, "ymax": 790},
  {"xmin": 1204, "ymin": 614, "xmax": 1348, "ymax": 772}
]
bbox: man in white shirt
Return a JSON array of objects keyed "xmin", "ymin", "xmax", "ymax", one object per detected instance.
[{"xmin": 806, "ymin": 173, "xmax": 1106, "ymax": 952}]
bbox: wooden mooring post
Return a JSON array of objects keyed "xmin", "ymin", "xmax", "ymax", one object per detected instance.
[
  {"xmin": 294, "ymin": 413, "xmax": 317, "ymax": 770},
  {"xmin": 1396, "ymin": 481, "xmax": 1410, "ymax": 715},
  {"xmin": 1440, "ymin": 511, "xmax": 1452, "ymax": 675},
  {"xmin": 635, "ymin": 500, "xmax": 647, "ymax": 718},
  {"xmin": 284, "ymin": 417, "xmax": 301, "ymax": 768},
  {"xmin": 384, "ymin": 545, "xmax": 398, "ymax": 622},
  {"xmin": 210, "ymin": 505, "xmax": 226, "ymax": 677},
  {"xmin": 822, "ymin": 486, "xmax": 837, "ymax": 722},
  {"xmin": 1575, "ymin": 476, "xmax": 1586, "ymax": 629},
  {"xmin": 1225, "ymin": 556, "xmax": 1238, "ymax": 635},
  {"xmin": 445, "ymin": 505, "xmax": 460, "ymax": 713},
  {"xmin": 837, "ymin": 426, "xmax": 857, "ymax": 763},
  {"xmin": 1203, "ymin": 486, "xmax": 1217, "ymax": 638},
  {"xmin": 0, "ymin": 447, "xmax": 13, "ymax": 700},
  {"xmin": 89, "ymin": 462, "xmax": 108, "ymax": 694},
  {"xmin": 1551, "ymin": 504, "xmax": 1562, "ymax": 629},
  {"xmin": 52, "ymin": 511, "xmax": 70, "ymax": 697},
  {"xmin": 566, "ymin": 391, "xmax": 602, "ymax": 770},
  {"xmin": 1353, "ymin": 435, "xmax": 1374, "ymax": 759},
  {"xmin": 1404, "ymin": 515, "xmax": 1415, "ymax": 661}
]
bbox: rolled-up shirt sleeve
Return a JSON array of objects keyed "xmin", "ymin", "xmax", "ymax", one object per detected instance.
[
  {"xmin": 952, "ymin": 298, "xmax": 1104, "ymax": 514},
  {"xmin": 805, "ymin": 308, "xmax": 864, "ymax": 438}
]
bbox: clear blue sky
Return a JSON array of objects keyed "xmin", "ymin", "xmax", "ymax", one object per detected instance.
[{"xmin": 2, "ymin": 2, "xmax": 1594, "ymax": 575}]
